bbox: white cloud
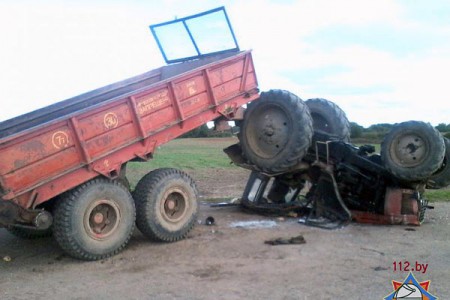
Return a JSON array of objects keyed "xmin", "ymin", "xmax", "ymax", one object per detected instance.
[{"xmin": 0, "ymin": 0, "xmax": 449, "ymax": 128}]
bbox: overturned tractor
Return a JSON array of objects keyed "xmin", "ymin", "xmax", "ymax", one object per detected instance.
[{"xmin": 226, "ymin": 89, "xmax": 450, "ymax": 227}]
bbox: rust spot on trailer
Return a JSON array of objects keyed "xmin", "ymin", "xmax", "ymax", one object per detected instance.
[
  {"xmin": 181, "ymin": 97, "xmax": 201, "ymax": 108},
  {"xmin": 20, "ymin": 140, "xmax": 46, "ymax": 152},
  {"xmin": 14, "ymin": 159, "xmax": 28, "ymax": 169}
]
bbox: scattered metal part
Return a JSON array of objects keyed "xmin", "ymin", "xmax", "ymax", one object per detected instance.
[
  {"xmin": 405, "ymin": 228, "xmax": 416, "ymax": 231},
  {"xmin": 210, "ymin": 202, "xmax": 240, "ymax": 208},
  {"xmin": 360, "ymin": 247, "xmax": 385, "ymax": 256},
  {"xmin": 205, "ymin": 216, "xmax": 215, "ymax": 226},
  {"xmin": 209, "ymin": 197, "xmax": 241, "ymax": 208},
  {"xmin": 229, "ymin": 220, "xmax": 277, "ymax": 229},
  {"xmin": 264, "ymin": 235, "xmax": 306, "ymax": 245},
  {"xmin": 373, "ymin": 266, "xmax": 389, "ymax": 271}
]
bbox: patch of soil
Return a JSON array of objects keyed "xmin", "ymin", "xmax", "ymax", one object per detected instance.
[
  {"xmin": 1, "ymin": 168, "xmax": 449, "ymax": 299},
  {"xmin": 186, "ymin": 167, "xmax": 250, "ymax": 200}
]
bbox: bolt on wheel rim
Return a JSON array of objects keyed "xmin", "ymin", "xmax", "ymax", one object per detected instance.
[{"xmin": 84, "ymin": 199, "xmax": 121, "ymax": 240}]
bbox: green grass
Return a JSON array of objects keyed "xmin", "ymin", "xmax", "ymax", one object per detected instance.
[
  {"xmin": 127, "ymin": 138, "xmax": 238, "ymax": 187},
  {"xmin": 129, "ymin": 138, "xmax": 237, "ymax": 170},
  {"xmin": 425, "ymin": 189, "xmax": 450, "ymax": 202},
  {"xmin": 126, "ymin": 138, "xmax": 450, "ymax": 201}
]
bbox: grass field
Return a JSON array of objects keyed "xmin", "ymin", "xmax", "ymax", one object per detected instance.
[
  {"xmin": 127, "ymin": 137, "xmax": 239, "ymax": 187},
  {"xmin": 130, "ymin": 138, "xmax": 237, "ymax": 169},
  {"xmin": 127, "ymin": 137, "xmax": 449, "ymax": 201}
]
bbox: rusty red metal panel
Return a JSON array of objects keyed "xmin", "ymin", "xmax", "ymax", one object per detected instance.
[
  {"xmin": 181, "ymin": 93, "xmax": 211, "ymax": 118},
  {"xmin": 140, "ymin": 106, "xmax": 178, "ymax": 134},
  {"xmin": 214, "ymin": 77, "xmax": 244, "ymax": 102},
  {"xmin": 3, "ymin": 146, "xmax": 80, "ymax": 194},
  {"xmin": 85, "ymin": 123, "xmax": 138, "ymax": 158},
  {"xmin": 0, "ymin": 124, "xmax": 74, "ymax": 175},
  {"xmin": 77, "ymin": 102, "xmax": 133, "ymax": 141},
  {"xmin": 174, "ymin": 74, "xmax": 207, "ymax": 100},
  {"xmin": 134, "ymin": 88, "xmax": 172, "ymax": 118},
  {"xmin": 351, "ymin": 187, "xmax": 420, "ymax": 226},
  {"xmin": 0, "ymin": 51, "xmax": 259, "ymax": 209},
  {"xmin": 209, "ymin": 59, "xmax": 245, "ymax": 87}
]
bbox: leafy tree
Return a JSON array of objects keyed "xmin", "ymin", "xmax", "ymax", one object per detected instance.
[
  {"xmin": 436, "ymin": 123, "xmax": 450, "ymax": 132},
  {"xmin": 350, "ymin": 122, "xmax": 364, "ymax": 138},
  {"xmin": 367, "ymin": 123, "xmax": 393, "ymax": 133},
  {"xmin": 179, "ymin": 124, "xmax": 210, "ymax": 138}
]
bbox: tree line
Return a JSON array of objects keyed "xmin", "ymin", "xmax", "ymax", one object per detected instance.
[
  {"xmin": 180, "ymin": 122, "xmax": 450, "ymax": 142},
  {"xmin": 350, "ymin": 122, "xmax": 450, "ymax": 143}
]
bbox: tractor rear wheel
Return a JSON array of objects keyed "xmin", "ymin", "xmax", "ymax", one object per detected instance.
[
  {"xmin": 381, "ymin": 121, "xmax": 445, "ymax": 181},
  {"xmin": 305, "ymin": 98, "xmax": 350, "ymax": 142},
  {"xmin": 239, "ymin": 89, "xmax": 313, "ymax": 174},
  {"xmin": 427, "ymin": 138, "xmax": 450, "ymax": 189}
]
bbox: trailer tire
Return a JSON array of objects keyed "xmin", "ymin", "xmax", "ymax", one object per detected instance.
[
  {"xmin": 305, "ymin": 98, "xmax": 350, "ymax": 142},
  {"xmin": 7, "ymin": 226, "xmax": 52, "ymax": 239},
  {"xmin": 53, "ymin": 178, "xmax": 135, "ymax": 261},
  {"xmin": 427, "ymin": 138, "xmax": 450, "ymax": 189},
  {"xmin": 239, "ymin": 89, "xmax": 313, "ymax": 174},
  {"xmin": 133, "ymin": 168, "xmax": 198, "ymax": 242},
  {"xmin": 381, "ymin": 121, "xmax": 445, "ymax": 181}
]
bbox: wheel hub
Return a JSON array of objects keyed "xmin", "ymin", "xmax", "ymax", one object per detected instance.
[
  {"xmin": 161, "ymin": 188, "xmax": 188, "ymax": 223},
  {"xmin": 85, "ymin": 200, "xmax": 121, "ymax": 239},
  {"xmin": 166, "ymin": 199, "xmax": 176, "ymax": 210},
  {"xmin": 247, "ymin": 105, "xmax": 290, "ymax": 158},
  {"xmin": 93, "ymin": 212, "xmax": 104, "ymax": 224},
  {"xmin": 392, "ymin": 134, "xmax": 426, "ymax": 167}
]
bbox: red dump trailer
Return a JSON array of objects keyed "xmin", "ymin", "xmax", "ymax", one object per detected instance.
[{"xmin": 0, "ymin": 7, "xmax": 259, "ymax": 260}]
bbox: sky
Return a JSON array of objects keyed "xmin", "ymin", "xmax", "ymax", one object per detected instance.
[{"xmin": 1, "ymin": 0, "xmax": 449, "ymax": 127}]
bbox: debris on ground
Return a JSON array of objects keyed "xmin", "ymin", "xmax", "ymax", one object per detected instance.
[
  {"xmin": 229, "ymin": 220, "xmax": 277, "ymax": 229},
  {"xmin": 264, "ymin": 235, "xmax": 306, "ymax": 245},
  {"xmin": 3, "ymin": 256, "xmax": 12, "ymax": 262},
  {"xmin": 205, "ymin": 216, "xmax": 215, "ymax": 226},
  {"xmin": 209, "ymin": 197, "xmax": 241, "ymax": 207}
]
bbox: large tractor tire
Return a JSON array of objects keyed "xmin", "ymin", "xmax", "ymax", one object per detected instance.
[
  {"xmin": 305, "ymin": 98, "xmax": 350, "ymax": 142},
  {"xmin": 427, "ymin": 138, "xmax": 450, "ymax": 189},
  {"xmin": 381, "ymin": 121, "xmax": 445, "ymax": 181},
  {"xmin": 133, "ymin": 168, "xmax": 198, "ymax": 242},
  {"xmin": 239, "ymin": 89, "xmax": 313, "ymax": 174},
  {"xmin": 53, "ymin": 178, "xmax": 136, "ymax": 261}
]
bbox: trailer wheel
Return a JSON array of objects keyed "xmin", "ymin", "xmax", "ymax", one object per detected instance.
[
  {"xmin": 381, "ymin": 121, "xmax": 445, "ymax": 181},
  {"xmin": 133, "ymin": 168, "xmax": 198, "ymax": 242},
  {"xmin": 239, "ymin": 89, "xmax": 313, "ymax": 174},
  {"xmin": 305, "ymin": 98, "xmax": 350, "ymax": 142},
  {"xmin": 53, "ymin": 178, "xmax": 135, "ymax": 261},
  {"xmin": 427, "ymin": 138, "xmax": 450, "ymax": 189},
  {"xmin": 7, "ymin": 226, "xmax": 52, "ymax": 239}
]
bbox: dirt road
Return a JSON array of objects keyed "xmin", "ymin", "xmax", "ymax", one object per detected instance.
[{"xmin": 1, "ymin": 168, "xmax": 449, "ymax": 299}]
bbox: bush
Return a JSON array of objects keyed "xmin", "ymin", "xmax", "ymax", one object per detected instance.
[{"xmin": 179, "ymin": 124, "xmax": 233, "ymax": 138}]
